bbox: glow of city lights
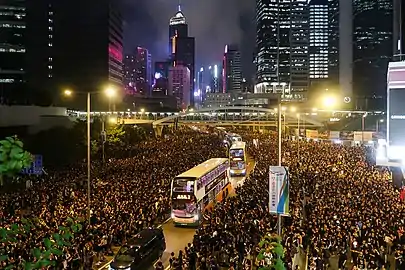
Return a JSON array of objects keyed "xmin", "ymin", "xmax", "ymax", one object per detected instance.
[
  {"xmin": 224, "ymin": 45, "xmax": 228, "ymax": 53},
  {"xmin": 206, "ymin": 86, "xmax": 211, "ymax": 93},
  {"xmin": 154, "ymin": 72, "xmax": 161, "ymax": 79},
  {"xmin": 209, "ymin": 66, "xmax": 212, "ymax": 70},
  {"xmin": 194, "ymin": 90, "xmax": 201, "ymax": 97},
  {"xmin": 214, "ymin": 65, "xmax": 218, "ymax": 78},
  {"xmin": 200, "ymin": 67, "xmax": 203, "ymax": 72}
]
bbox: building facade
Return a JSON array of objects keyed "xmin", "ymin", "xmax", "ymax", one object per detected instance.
[
  {"xmin": 169, "ymin": 6, "xmax": 195, "ymax": 106},
  {"xmin": 168, "ymin": 64, "xmax": 190, "ymax": 109},
  {"xmin": 309, "ymin": 0, "xmax": 329, "ymax": 85},
  {"xmin": 25, "ymin": 0, "xmax": 123, "ymax": 110},
  {"xmin": 353, "ymin": 0, "xmax": 393, "ymax": 97},
  {"xmin": 223, "ymin": 44, "xmax": 242, "ymax": 94},
  {"xmin": 255, "ymin": 0, "xmax": 309, "ymax": 100},
  {"xmin": 0, "ymin": 0, "xmax": 26, "ymax": 104}
]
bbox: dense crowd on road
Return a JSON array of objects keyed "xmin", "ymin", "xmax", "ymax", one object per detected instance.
[
  {"xmin": 0, "ymin": 128, "xmax": 226, "ymax": 269},
  {"xmin": 189, "ymin": 130, "xmax": 405, "ymax": 269},
  {"xmin": 2, "ymin": 125, "xmax": 405, "ymax": 269}
]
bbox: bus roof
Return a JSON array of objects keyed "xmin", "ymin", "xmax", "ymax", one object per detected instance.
[
  {"xmin": 230, "ymin": 141, "xmax": 246, "ymax": 149},
  {"xmin": 175, "ymin": 158, "xmax": 228, "ymax": 179}
]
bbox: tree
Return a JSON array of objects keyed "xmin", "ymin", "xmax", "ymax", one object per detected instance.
[
  {"xmin": 256, "ymin": 234, "xmax": 286, "ymax": 270},
  {"xmin": 0, "ymin": 136, "xmax": 33, "ymax": 185},
  {"xmin": 0, "ymin": 217, "xmax": 83, "ymax": 270}
]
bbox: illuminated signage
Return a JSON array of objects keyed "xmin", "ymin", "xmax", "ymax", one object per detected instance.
[{"xmin": 175, "ymin": 194, "xmax": 190, "ymax": 200}]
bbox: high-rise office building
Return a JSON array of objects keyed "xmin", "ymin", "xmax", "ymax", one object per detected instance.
[
  {"xmin": 169, "ymin": 6, "xmax": 195, "ymax": 106},
  {"xmin": 169, "ymin": 5, "xmax": 188, "ymax": 57},
  {"xmin": 393, "ymin": 0, "xmax": 405, "ymax": 59},
  {"xmin": 0, "ymin": 0, "xmax": 26, "ymax": 103},
  {"xmin": 309, "ymin": 0, "xmax": 329, "ymax": 85},
  {"xmin": 123, "ymin": 48, "xmax": 151, "ymax": 96},
  {"xmin": 223, "ymin": 44, "xmax": 242, "ymax": 93},
  {"xmin": 327, "ymin": 0, "xmax": 339, "ymax": 86},
  {"xmin": 123, "ymin": 54, "xmax": 136, "ymax": 95},
  {"xmin": 26, "ymin": 0, "xmax": 123, "ymax": 109},
  {"xmin": 168, "ymin": 64, "xmax": 190, "ymax": 109},
  {"xmin": 208, "ymin": 65, "xmax": 220, "ymax": 93},
  {"xmin": 255, "ymin": 0, "xmax": 309, "ymax": 100},
  {"xmin": 353, "ymin": 0, "xmax": 393, "ymax": 96}
]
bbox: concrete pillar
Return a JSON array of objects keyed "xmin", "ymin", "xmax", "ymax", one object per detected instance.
[{"xmin": 153, "ymin": 125, "xmax": 163, "ymax": 137}]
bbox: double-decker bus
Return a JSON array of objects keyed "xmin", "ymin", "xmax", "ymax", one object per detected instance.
[
  {"xmin": 170, "ymin": 158, "xmax": 229, "ymax": 226},
  {"xmin": 224, "ymin": 133, "xmax": 242, "ymax": 147},
  {"xmin": 229, "ymin": 141, "xmax": 247, "ymax": 176}
]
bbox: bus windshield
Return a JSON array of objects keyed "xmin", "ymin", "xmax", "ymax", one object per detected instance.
[
  {"xmin": 172, "ymin": 178, "xmax": 194, "ymax": 192},
  {"xmin": 230, "ymin": 148, "xmax": 244, "ymax": 158},
  {"xmin": 231, "ymin": 160, "xmax": 245, "ymax": 170}
]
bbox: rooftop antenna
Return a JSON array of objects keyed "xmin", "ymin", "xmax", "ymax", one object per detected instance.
[{"xmin": 178, "ymin": 0, "xmax": 181, "ymax": 12}]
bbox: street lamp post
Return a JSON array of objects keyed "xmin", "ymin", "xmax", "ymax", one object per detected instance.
[
  {"xmin": 277, "ymin": 102, "xmax": 282, "ymax": 236},
  {"xmin": 63, "ymin": 87, "xmax": 116, "ymax": 225},
  {"xmin": 86, "ymin": 92, "xmax": 91, "ymax": 224},
  {"xmin": 297, "ymin": 113, "xmax": 300, "ymax": 161}
]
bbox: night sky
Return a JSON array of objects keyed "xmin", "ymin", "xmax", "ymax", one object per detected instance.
[{"xmin": 119, "ymin": 0, "xmax": 256, "ymax": 78}]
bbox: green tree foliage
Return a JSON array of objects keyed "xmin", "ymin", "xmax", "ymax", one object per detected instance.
[
  {"xmin": 0, "ymin": 217, "xmax": 83, "ymax": 269},
  {"xmin": 0, "ymin": 136, "xmax": 33, "ymax": 180},
  {"xmin": 256, "ymin": 234, "xmax": 286, "ymax": 270}
]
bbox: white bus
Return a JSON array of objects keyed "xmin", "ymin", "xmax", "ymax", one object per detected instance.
[
  {"xmin": 170, "ymin": 158, "xmax": 229, "ymax": 226},
  {"xmin": 224, "ymin": 133, "xmax": 242, "ymax": 147},
  {"xmin": 229, "ymin": 141, "xmax": 247, "ymax": 176}
]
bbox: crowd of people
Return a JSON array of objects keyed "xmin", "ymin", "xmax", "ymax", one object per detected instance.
[
  {"xmin": 189, "ymin": 130, "xmax": 405, "ymax": 269},
  {"xmin": 0, "ymin": 128, "xmax": 226, "ymax": 269},
  {"xmin": 2, "ymin": 125, "xmax": 405, "ymax": 269}
]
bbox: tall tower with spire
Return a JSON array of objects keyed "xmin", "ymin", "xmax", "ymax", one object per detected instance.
[
  {"xmin": 169, "ymin": 3, "xmax": 188, "ymax": 56},
  {"xmin": 168, "ymin": 3, "xmax": 195, "ymax": 106}
]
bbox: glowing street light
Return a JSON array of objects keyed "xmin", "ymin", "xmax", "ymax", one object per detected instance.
[
  {"xmin": 105, "ymin": 87, "xmax": 116, "ymax": 98},
  {"xmin": 290, "ymin": 106, "xmax": 296, "ymax": 112},
  {"xmin": 64, "ymin": 89, "xmax": 73, "ymax": 96},
  {"xmin": 323, "ymin": 95, "xmax": 337, "ymax": 108},
  {"xmin": 140, "ymin": 108, "xmax": 145, "ymax": 113}
]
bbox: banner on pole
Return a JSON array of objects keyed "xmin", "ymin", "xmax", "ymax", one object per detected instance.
[{"xmin": 269, "ymin": 166, "xmax": 289, "ymax": 215}]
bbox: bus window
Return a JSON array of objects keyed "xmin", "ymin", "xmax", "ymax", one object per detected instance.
[
  {"xmin": 173, "ymin": 179, "xmax": 194, "ymax": 192},
  {"xmin": 230, "ymin": 149, "xmax": 244, "ymax": 158}
]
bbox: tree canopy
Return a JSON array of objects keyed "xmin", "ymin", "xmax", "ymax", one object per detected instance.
[
  {"xmin": 0, "ymin": 136, "xmax": 33, "ymax": 178},
  {"xmin": 256, "ymin": 234, "xmax": 286, "ymax": 270}
]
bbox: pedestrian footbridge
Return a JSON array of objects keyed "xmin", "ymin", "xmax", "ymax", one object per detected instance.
[{"xmin": 69, "ymin": 106, "xmax": 324, "ymax": 136}]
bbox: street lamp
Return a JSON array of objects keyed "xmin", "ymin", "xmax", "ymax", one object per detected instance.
[
  {"xmin": 323, "ymin": 95, "xmax": 337, "ymax": 108},
  {"xmin": 63, "ymin": 87, "xmax": 116, "ymax": 224},
  {"xmin": 105, "ymin": 87, "xmax": 116, "ymax": 111}
]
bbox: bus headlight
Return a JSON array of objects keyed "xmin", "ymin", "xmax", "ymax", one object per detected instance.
[
  {"xmin": 171, "ymin": 212, "xmax": 175, "ymax": 219},
  {"xmin": 193, "ymin": 214, "xmax": 199, "ymax": 221}
]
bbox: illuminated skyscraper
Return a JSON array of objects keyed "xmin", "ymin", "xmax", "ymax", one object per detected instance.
[
  {"xmin": 0, "ymin": 0, "xmax": 25, "ymax": 103},
  {"xmin": 255, "ymin": 0, "xmax": 309, "ymax": 99},
  {"xmin": 309, "ymin": 0, "xmax": 329, "ymax": 83},
  {"xmin": 169, "ymin": 5, "xmax": 188, "ymax": 57},
  {"xmin": 209, "ymin": 65, "xmax": 220, "ymax": 93},
  {"xmin": 123, "ymin": 47, "xmax": 152, "ymax": 96},
  {"xmin": 223, "ymin": 44, "xmax": 242, "ymax": 93},
  {"xmin": 393, "ymin": 0, "xmax": 405, "ymax": 59},
  {"xmin": 353, "ymin": 0, "xmax": 393, "ymax": 96},
  {"xmin": 168, "ymin": 64, "xmax": 190, "ymax": 109},
  {"xmin": 169, "ymin": 5, "xmax": 195, "ymax": 105}
]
